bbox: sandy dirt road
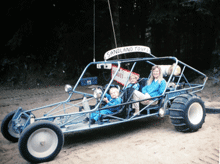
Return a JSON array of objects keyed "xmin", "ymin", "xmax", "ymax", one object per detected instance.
[{"xmin": 0, "ymin": 85, "xmax": 219, "ymax": 164}]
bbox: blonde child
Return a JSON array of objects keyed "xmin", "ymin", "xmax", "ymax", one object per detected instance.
[
  {"xmin": 85, "ymin": 87, "xmax": 122, "ymax": 124},
  {"xmin": 125, "ymin": 74, "xmax": 140, "ymax": 90}
]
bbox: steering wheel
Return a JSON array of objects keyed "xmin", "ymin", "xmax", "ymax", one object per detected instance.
[
  {"xmin": 92, "ymin": 86, "xmax": 108, "ymax": 107},
  {"xmin": 93, "ymin": 86, "xmax": 103, "ymax": 99}
]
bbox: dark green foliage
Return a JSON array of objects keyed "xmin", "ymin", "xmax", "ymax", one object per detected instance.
[{"xmin": 1, "ymin": 0, "xmax": 220, "ymax": 86}]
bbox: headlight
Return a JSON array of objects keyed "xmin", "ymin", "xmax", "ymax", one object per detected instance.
[
  {"xmin": 159, "ymin": 107, "xmax": 165, "ymax": 117},
  {"xmin": 65, "ymin": 84, "xmax": 73, "ymax": 92}
]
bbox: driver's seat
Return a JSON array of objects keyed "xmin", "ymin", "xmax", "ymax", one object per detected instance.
[{"xmin": 101, "ymin": 87, "xmax": 135, "ymax": 120}]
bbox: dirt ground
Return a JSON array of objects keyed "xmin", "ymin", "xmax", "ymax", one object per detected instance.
[{"xmin": 0, "ymin": 79, "xmax": 219, "ymax": 164}]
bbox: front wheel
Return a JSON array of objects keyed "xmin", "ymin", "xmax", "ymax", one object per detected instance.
[
  {"xmin": 18, "ymin": 120, "xmax": 64, "ymax": 163},
  {"xmin": 169, "ymin": 94, "xmax": 206, "ymax": 132},
  {"xmin": 1, "ymin": 111, "xmax": 19, "ymax": 142}
]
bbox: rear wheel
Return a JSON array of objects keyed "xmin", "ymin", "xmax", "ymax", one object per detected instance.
[
  {"xmin": 169, "ymin": 94, "xmax": 206, "ymax": 132},
  {"xmin": 18, "ymin": 120, "xmax": 64, "ymax": 163}
]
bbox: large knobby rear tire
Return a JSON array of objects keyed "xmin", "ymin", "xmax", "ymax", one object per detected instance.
[
  {"xmin": 18, "ymin": 120, "xmax": 64, "ymax": 163},
  {"xmin": 169, "ymin": 94, "xmax": 206, "ymax": 132}
]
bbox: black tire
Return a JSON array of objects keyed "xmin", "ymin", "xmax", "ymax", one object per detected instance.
[
  {"xmin": 169, "ymin": 94, "xmax": 206, "ymax": 132},
  {"xmin": 1, "ymin": 111, "xmax": 19, "ymax": 142},
  {"xmin": 18, "ymin": 120, "xmax": 64, "ymax": 163}
]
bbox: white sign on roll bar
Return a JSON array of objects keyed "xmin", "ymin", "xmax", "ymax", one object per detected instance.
[
  {"xmin": 104, "ymin": 45, "xmax": 151, "ymax": 60},
  {"xmin": 111, "ymin": 64, "xmax": 140, "ymax": 86}
]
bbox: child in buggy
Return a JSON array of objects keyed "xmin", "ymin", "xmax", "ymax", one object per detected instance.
[{"xmin": 84, "ymin": 87, "xmax": 122, "ymax": 124}]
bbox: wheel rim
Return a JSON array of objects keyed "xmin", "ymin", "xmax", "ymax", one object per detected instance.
[
  {"xmin": 8, "ymin": 116, "xmax": 27, "ymax": 139},
  {"xmin": 27, "ymin": 128, "xmax": 58, "ymax": 158},
  {"xmin": 188, "ymin": 102, "xmax": 203, "ymax": 125},
  {"xmin": 8, "ymin": 120, "xmax": 20, "ymax": 138}
]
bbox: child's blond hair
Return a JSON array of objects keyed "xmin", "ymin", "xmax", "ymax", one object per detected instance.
[
  {"xmin": 147, "ymin": 65, "xmax": 163, "ymax": 85},
  {"xmin": 129, "ymin": 74, "xmax": 139, "ymax": 80}
]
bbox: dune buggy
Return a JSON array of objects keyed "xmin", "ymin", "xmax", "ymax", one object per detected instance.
[{"xmin": 1, "ymin": 46, "xmax": 207, "ymax": 163}]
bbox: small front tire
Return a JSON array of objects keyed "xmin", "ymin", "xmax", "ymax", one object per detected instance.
[
  {"xmin": 18, "ymin": 120, "xmax": 64, "ymax": 163},
  {"xmin": 1, "ymin": 111, "xmax": 19, "ymax": 142}
]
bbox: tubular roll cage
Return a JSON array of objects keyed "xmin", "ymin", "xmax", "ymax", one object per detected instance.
[{"xmin": 11, "ymin": 55, "xmax": 207, "ymax": 134}]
